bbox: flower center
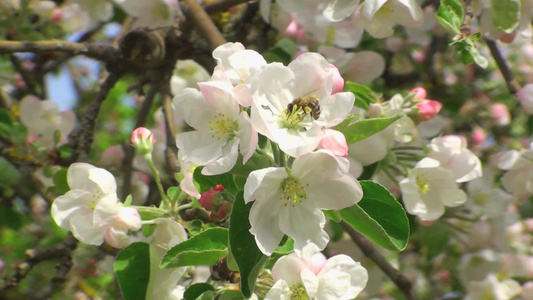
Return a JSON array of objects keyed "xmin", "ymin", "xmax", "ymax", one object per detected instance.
[
  {"xmin": 209, "ymin": 113, "xmax": 238, "ymax": 141},
  {"xmin": 415, "ymin": 176, "xmax": 430, "ymax": 194},
  {"xmin": 281, "ymin": 176, "xmax": 307, "ymax": 207},
  {"xmin": 473, "ymin": 193, "xmax": 488, "ymax": 205},
  {"xmin": 290, "ymin": 283, "xmax": 309, "ymax": 300},
  {"xmin": 280, "ymin": 95, "xmax": 319, "ymax": 130}
]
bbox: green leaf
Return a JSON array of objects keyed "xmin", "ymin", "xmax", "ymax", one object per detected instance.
[
  {"xmin": 275, "ymin": 237, "xmax": 294, "ymax": 255},
  {"xmin": 0, "ymin": 158, "xmax": 21, "ymax": 186},
  {"xmin": 342, "ymin": 114, "xmax": 402, "ymax": 145},
  {"xmin": 492, "ymin": 0, "xmax": 521, "ymax": 33},
  {"xmin": 0, "ymin": 206, "xmax": 24, "ymax": 230},
  {"xmin": 114, "ymin": 242, "xmax": 151, "ymax": 300},
  {"xmin": 10, "ymin": 123, "xmax": 28, "ymax": 144},
  {"xmin": 161, "ymin": 227, "xmax": 228, "ymax": 268},
  {"xmin": 0, "ymin": 108, "xmax": 13, "ymax": 126},
  {"xmin": 344, "ymin": 81, "xmax": 379, "ymax": 110},
  {"xmin": 323, "ymin": 210, "xmax": 342, "ymax": 223},
  {"xmin": 230, "ymin": 152, "xmax": 272, "ymax": 179},
  {"xmin": 339, "ymin": 181, "xmax": 409, "ymax": 251},
  {"xmin": 436, "ymin": 0, "xmax": 463, "ymax": 34},
  {"xmin": 218, "ymin": 290, "xmax": 246, "ymax": 300},
  {"xmin": 262, "ymin": 39, "xmax": 297, "ymax": 65},
  {"xmin": 134, "ymin": 206, "xmax": 171, "ymax": 220},
  {"xmin": 229, "ymin": 191, "xmax": 268, "ymax": 298},
  {"xmin": 194, "ymin": 167, "xmax": 237, "ymax": 196},
  {"xmin": 454, "ymin": 39, "xmax": 488, "ymax": 69},
  {"xmin": 184, "ymin": 283, "xmax": 215, "ymax": 300}
]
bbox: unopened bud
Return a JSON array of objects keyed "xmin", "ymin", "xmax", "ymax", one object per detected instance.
[
  {"xmin": 410, "ymin": 87, "xmax": 427, "ymax": 100},
  {"xmin": 214, "ymin": 185, "xmax": 225, "ymax": 192},
  {"xmin": 199, "ymin": 189, "xmax": 217, "ymax": 211},
  {"xmin": 417, "ymin": 99, "xmax": 442, "ymax": 121},
  {"xmin": 131, "ymin": 127, "xmax": 155, "ymax": 155}
]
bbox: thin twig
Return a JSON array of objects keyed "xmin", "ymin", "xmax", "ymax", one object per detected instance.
[
  {"xmin": 340, "ymin": 221, "xmax": 419, "ymax": 300},
  {"xmin": 73, "ymin": 72, "xmax": 122, "ymax": 162},
  {"xmin": 181, "ymin": 0, "xmax": 227, "ymax": 50},
  {"xmin": 0, "ymin": 40, "xmax": 118, "ymax": 64},
  {"xmin": 9, "ymin": 54, "xmax": 41, "ymax": 97},
  {"xmin": 485, "ymin": 38, "xmax": 522, "ymax": 94},
  {"xmin": 1, "ymin": 234, "xmax": 77, "ymax": 291},
  {"xmin": 122, "ymin": 84, "xmax": 158, "ymax": 199}
]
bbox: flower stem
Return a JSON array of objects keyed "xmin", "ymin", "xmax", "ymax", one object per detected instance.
[{"xmin": 146, "ymin": 154, "xmax": 172, "ymax": 209}]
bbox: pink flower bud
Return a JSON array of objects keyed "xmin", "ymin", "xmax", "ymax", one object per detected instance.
[
  {"xmin": 304, "ymin": 252, "xmax": 328, "ymax": 275},
  {"xmin": 410, "ymin": 87, "xmax": 427, "ymax": 100},
  {"xmin": 131, "ymin": 127, "xmax": 155, "ymax": 155},
  {"xmin": 199, "ymin": 189, "xmax": 217, "ymax": 211},
  {"xmin": 517, "ymin": 84, "xmax": 533, "ymax": 115},
  {"xmin": 214, "ymin": 184, "xmax": 225, "ymax": 192},
  {"xmin": 416, "ymin": 99, "xmax": 442, "ymax": 121},
  {"xmin": 51, "ymin": 8, "xmax": 62, "ymax": 23},
  {"xmin": 116, "ymin": 207, "xmax": 142, "ymax": 230},
  {"xmin": 471, "ymin": 128, "xmax": 486, "ymax": 146},
  {"xmin": 318, "ymin": 129, "xmax": 348, "ymax": 157},
  {"xmin": 489, "ymin": 103, "xmax": 511, "ymax": 126},
  {"xmin": 216, "ymin": 202, "xmax": 230, "ymax": 219},
  {"xmin": 329, "ymin": 64, "xmax": 344, "ymax": 94}
]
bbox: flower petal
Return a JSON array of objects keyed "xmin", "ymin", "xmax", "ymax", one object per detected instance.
[
  {"xmin": 248, "ymin": 192, "xmax": 285, "ymax": 255},
  {"xmin": 278, "ymin": 203, "xmax": 329, "ymax": 256},
  {"xmin": 51, "ymin": 189, "xmax": 94, "ymax": 230}
]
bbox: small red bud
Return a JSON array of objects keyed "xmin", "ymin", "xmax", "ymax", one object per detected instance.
[{"xmin": 214, "ymin": 184, "xmax": 225, "ymax": 192}]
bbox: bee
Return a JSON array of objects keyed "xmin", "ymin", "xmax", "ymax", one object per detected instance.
[{"xmin": 287, "ymin": 95, "xmax": 321, "ymax": 120}]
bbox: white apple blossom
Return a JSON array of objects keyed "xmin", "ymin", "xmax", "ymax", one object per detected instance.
[
  {"xmin": 174, "ymin": 81, "xmax": 257, "ymax": 175},
  {"xmin": 114, "ymin": 0, "xmax": 181, "ymax": 28},
  {"xmin": 465, "ymin": 274, "xmax": 522, "ymax": 300},
  {"xmin": 59, "ymin": 0, "xmax": 113, "ymax": 32},
  {"xmin": 212, "ymin": 42, "xmax": 267, "ymax": 107},
  {"xmin": 19, "ymin": 95, "xmax": 75, "ymax": 147},
  {"xmin": 497, "ymin": 146, "xmax": 533, "ymax": 196},
  {"xmin": 466, "ymin": 167, "xmax": 514, "ymax": 219},
  {"xmin": 276, "ymin": 0, "xmax": 360, "ymax": 22},
  {"xmin": 321, "ymin": 47, "xmax": 386, "ymax": 83},
  {"xmin": 427, "ymin": 135, "xmax": 482, "ymax": 183},
  {"xmin": 146, "ymin": 218, "xmax": 188, "ymax": 300},
  {"xmin": 249, "ymin": 52, "xmax": 355, "ymax": 157},
  {"xmin": 361, "ymin": 0, "xmax": 424, "ymax": 38},
  {"xmin": 170, "ymin": 60, "xmax": 210, "ymax": 96},
  {"xmin": 51, "ymin": 163, "xmax": 141, "ymax": 247},
  {"xmin": 399, "ymin": 157, "xmax": 468, "ymax": 221},
  {"xmin": 244, "ymin": 150, "xmax": 363, "ymax": 256},
  {"xmin": 265, "ymin": 252, "xmax": 368, "ymax": 300}
]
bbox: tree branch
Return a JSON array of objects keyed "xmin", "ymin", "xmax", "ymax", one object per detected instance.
[
  {"xmin": 0, "ymin": 234, "xmax": 77, "ymax": 291},
  {"xmin": 73, "ymin": 72, "xmax": 122, "ymax": 162},
  {"xmin": 0, "ymin": 40, "xmax": 118, "ymax": 64},
  {"xmin": 340, "ymin": 221, "xmax": 419, "ymax": 300},
  {"xmin": 485, "ymin": 38, "xmax": 522, "ymax": 94},
  {"xmin": 181, "ymin": 0, "xmax": 227, "ymax": 50}
]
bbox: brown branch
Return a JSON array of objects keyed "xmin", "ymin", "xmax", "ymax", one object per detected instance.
[
  {"xmin": 161, "ymin": 84, "xmax": 180, "ymax": 174},
  {"xmin": 9, "ymin": 55, "xmax": 42, "ymax": 98},
  {"xmin": 485, "ymin": 38, "xmax": 522, "ymax": 94},
  {"xmin": 181, "ymin": 0, "xmax": 227, "ymax": 50},
  {"xmin": 122, "ymin": 84, "xmax": 158, "ymax": 199},
  {"xmin": 0, "ymin": 40, "xmax": 118, "ymax": 64},
  {"xmin": 1, "ymin": 234, "xmax": 77, "ymax": 291},
  {"xmin": 203, "ymin": 0, "xmax": 251, "ymax": 14},
  {"xmin": 340, "ymin": 221, "xmax": 419, "ymax": 300},
  {"xmin": 73, "ymin": 72, "xmax": 122, "ymax": 162}
]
